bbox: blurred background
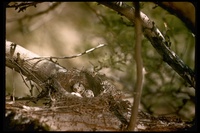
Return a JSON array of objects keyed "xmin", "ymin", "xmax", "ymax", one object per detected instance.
[{"xmin": 6, "ymin": 2, "xmax": 195, "ymax": 121}]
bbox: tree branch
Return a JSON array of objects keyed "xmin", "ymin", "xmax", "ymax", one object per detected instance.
[
  {"xmin": 128, "ymin": 2, "xmax": 143, "ymax": 131},
  {"xmin": 155, "ymin": 2, "xmax": 195, "ymax": 34},
  {"xmin": 6, "ymin": 40, "xmax": 69, "ymax": 96},
  {"xmin": 98, "ymin": 2, "xmax": 195, "ymax": 88}
]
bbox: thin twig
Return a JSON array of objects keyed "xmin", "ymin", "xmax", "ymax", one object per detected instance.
[
  {"xmin": 25, "ymin": 43, "xmax": 107, "ymax": 61},
  {"xmin": 6, "ymin": 2, "xmax": 61, "ymax": 22}
]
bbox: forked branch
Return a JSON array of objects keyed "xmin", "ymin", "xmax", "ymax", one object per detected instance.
[{"xmin": 98, "ymin": 2, "xmax": 195, "ymax": 88}]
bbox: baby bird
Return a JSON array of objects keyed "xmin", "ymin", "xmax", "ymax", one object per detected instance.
[{"xmin": 72, "ymin": 82, "xmax": 85, "ymax": 94}]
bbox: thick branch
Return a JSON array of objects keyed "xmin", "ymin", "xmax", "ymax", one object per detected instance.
[
  {"xmin": 6, "ymin": 40, "xmax": 69, "ymax": 96},
  {"xmin": 98, "ymin": 2, "xmax": 195, "ymax": 88},
  {"xmin": 155, "ymin": 2, "xmax": 195, "ymax": 34}
]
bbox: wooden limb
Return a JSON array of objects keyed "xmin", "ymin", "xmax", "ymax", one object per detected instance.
[
  {"xmin": 5, "ymin": 100, "xmax": 193, "ymax": 131},
  {"xmin": 5, "ymin": 94, "xmax": 130, "ymax": 131},
  {"xmin": 155, "ymin": 2, "xmax": 195, "ymax": 34},
  {"xmin": 6, "ymin": 40, "xmax": 69, "ymax": 96},
  {"xmin": 98, "ymin": 2, "xmax": 195, "ymax": 88},
  {"xmin": 128, "ymin": 2, "xmax": 143, "ymax": 131}
]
